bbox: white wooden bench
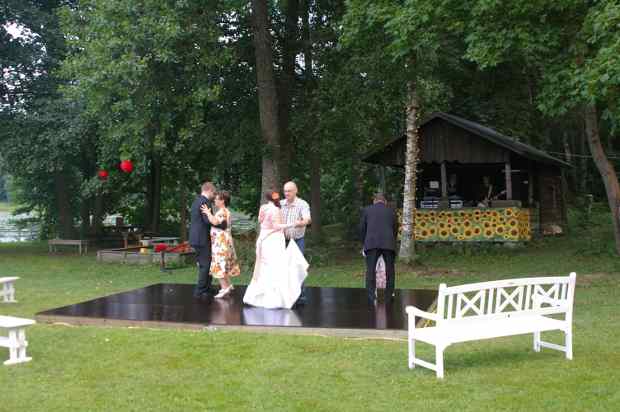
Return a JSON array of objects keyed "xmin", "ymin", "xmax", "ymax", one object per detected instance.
[
  {"xmin": 48, "ymin": 239, "xmax": 88, "ymax": 255},
  {"xmin": 0, "ymin": 316, "xmax": 35, "ymax": 365},
  {"xmin": 0, "ymin": 277, "xmax": 19, "ymax": 303},
  {"xmin": 406, "ymin": 272, "xmax": 576, "ymax": 378}
]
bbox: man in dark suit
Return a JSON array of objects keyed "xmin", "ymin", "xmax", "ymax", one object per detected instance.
[
  {"xmin": 190, "ymin": 181, "xmax": 226, "ymax": 299},
  {"xmin": 360, "ymin": 193, "xmax": 398, "ymax": 304}
]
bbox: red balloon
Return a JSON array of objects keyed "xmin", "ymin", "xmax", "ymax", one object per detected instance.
[
  {"xmin": 97, "ymin": 170, "xmax": 109, "ymax": 180},
  {"xmin": 120, "ymin": 160, "xmax": 133, "ymax": 173}
]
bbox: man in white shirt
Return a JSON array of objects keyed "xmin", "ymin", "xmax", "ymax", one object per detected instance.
[{"xmin": 281, "ymin": 181, "xmax": 312, "ymax": 304}]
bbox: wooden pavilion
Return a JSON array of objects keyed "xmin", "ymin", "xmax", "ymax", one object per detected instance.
[{"xmin": 363, "ymin": 112, "xmax": 570, "ymax": 242}]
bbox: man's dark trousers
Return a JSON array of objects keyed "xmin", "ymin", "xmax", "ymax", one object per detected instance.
[
  {"xmin": 365, "ymin": 248, "xmax": 395, "ymax": 302},
  {"xmin": 194, "ymin": 246, "xmax": 212, "ymax": 297}
]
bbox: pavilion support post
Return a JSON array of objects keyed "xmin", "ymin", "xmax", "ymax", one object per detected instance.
[
  {"xmin": 440, "ymin": 162, "xmax": 448, "ymax": 200},
  {"xmin": 505, "ymin": 162, "xmax": 513, "ymax": 200},
  {"xmin": 528, "ymin": 167, "xmax": 535, "ymax": 206}
]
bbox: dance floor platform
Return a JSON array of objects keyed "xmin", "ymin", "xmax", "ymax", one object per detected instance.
[{"xmin": 36, "ymin": 284, "xmax": 437, "ymax": 338}]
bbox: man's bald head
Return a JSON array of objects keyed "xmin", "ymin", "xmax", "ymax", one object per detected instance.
[{"xmin": 284, "ymin": 181, "xmax": 298, "ymax": 201}]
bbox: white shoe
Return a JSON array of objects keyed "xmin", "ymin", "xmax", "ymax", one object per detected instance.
[{"xmin": 215, "ymin": 285, "xmax": 233, "ymax": 299}]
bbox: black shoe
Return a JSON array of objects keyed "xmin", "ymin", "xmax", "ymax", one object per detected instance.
[{"xmin": 193, "ymin": 292, "xmax": 212, "ymax": 301}]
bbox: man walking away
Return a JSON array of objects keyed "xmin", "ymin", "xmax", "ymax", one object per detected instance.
[{"xmin": 360, "ymin": 193, "xmax": 397, "ymax": 305}]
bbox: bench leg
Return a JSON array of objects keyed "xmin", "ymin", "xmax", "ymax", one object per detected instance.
[
  {"xmin": 408, "ymin": 337, "xmax": 415, "ymax": 369},
  {"xmin": 436, "ymin": 346, "xmax": 445, "ymax": 379},
  {"xmin": 565, "ymin": 329, "xmax": 573, "ymax": 360},
  {"xmin": 2, "ymin": 282, "xmax": 16, "ymax": 303},
  {"xmin": 4, "ymin": 328, "xmax": 31, "ymax": 365},
  {"xmin": 533, "ymin": 331, "xmax": 541, "ymax": 352}
]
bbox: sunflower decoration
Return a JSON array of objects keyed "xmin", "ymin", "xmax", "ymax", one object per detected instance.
[
  {"xmin": 439, "ymin": 229, "xmax": 450, "ymax": 239},
  {"xmin": 450, "ymin": 226, "xmax": 460, "ymax": 236},
  {"xmin": 508, "ymin": 218, "xmax": 519, "ymax": 228},
  {"xmin": 505, "ymin": 208, "xmax": 514, "ymax": 217},
  {"xmin": 464, "ymin": 229, "xmax": 474, "ymax": 239},
  {"xmin": 484, "ymin": 221, "xmax": 492, "ymax": 229},
  {"xmin": 473, "ymin": 227, "xmax": 482, "ymax": 236},
  {"xmin": 463, "ymin": 220, "xmax": 472, "ymax": 228},
  {"xmin": 429, "ymin": 228, "xmax": 437, "ymax": 237},
  {"xmin": 509, "ymin": 228, "xmax": 520, "ymax": 239},
  {"xmin": 495, "ymin": 225, "xmax": 506, "ymax": 236},
  {"xmin": 484, "ymin": 229, "xmax": 494, "ymax": 238}
]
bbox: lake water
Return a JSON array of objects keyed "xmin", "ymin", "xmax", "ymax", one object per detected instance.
[
  {"xmin": 0, "ymin": 210, "xmax": 254, "ymax": 243},
  {"xmin": 0, "ymin": 211, "xmax": 40, "ymax": 243}
]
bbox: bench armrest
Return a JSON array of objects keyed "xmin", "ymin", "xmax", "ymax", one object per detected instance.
[
  {"xmin": 532, "ymin": 293, "xmax": 564, "ymax": 307},
  {"xmin": 406, "ymin": 306, "xmax": 440, "ymax": 322}
]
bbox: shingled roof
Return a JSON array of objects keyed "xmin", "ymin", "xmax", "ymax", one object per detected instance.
[{"xmin": 363, "ymin": 112, "xmax": 571, "ymax": 168}]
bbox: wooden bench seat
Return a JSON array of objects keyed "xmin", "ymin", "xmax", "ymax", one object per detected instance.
[
  {"xmin": 48, "ymin": 239, "xmax": 88, "ymax": 255},
  {"xmin": 406, "ymin": 273, "xmax": 576, "ymax": 378},
  {"xmin": 0, "ymin": 277, "xmax": 19, "ymax": 303},
  {"xmin": 0, "ymin": 316, "xmax": 35, "ymax": 365}
]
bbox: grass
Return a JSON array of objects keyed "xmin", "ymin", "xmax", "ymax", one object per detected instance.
[{"xmin": 1, "ymin": 206, "xmax": 620, "ymax": 411}]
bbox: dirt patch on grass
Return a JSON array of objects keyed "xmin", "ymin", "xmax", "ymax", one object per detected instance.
[
  {"xmin": 576, "ymin": 273, "xmax": 612, "ymax": 286},
  {"xmin": 413, "ymin": 268, "xmax": 470, "ymax": 277}
]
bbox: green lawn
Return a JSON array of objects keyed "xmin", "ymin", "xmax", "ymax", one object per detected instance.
[{"xmin": 1, "ymin": 210, "xmax": 620, "ymax": 411}]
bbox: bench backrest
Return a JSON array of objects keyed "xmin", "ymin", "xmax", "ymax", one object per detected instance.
[{"xmin": 436, "ymin": 273, "xmax": 576, "ymax": 324}]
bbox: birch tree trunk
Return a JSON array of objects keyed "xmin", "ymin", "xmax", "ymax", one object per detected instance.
[
  {"xmin": 584, "ymin": 104, "xmax": 620, "ymax": 255},
  {"xmin": 398, "ymin": 78, "xmax": 421, "ymax": 262},
  {"xmin": 251, "ymin": 0, "xmax": 281, "ymax": 195}
]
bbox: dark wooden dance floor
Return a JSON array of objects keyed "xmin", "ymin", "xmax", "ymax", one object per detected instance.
[{"xmin": 36, "ymin": 284, "xmax": 437, "ymax": 337}]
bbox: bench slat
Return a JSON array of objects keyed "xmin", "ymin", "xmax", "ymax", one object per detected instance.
[{"xmin": 0, "ymin": 316, "xmax": 36, "ymax": 328}]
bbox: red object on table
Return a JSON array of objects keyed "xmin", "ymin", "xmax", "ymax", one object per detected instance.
[
  {"xmin": 120, "ymin": 159, "xmax": 134, "ymax": 173},
  {"xmin": 97, "ymin": 170, "xmax": 109, "ymax": 180},
  {"xmin": 154, "ymin": 243, "xmax": 168, "ymax": 253}
]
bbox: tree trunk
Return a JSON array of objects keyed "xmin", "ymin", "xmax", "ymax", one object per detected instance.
[
  {"xmin": 179, "ymin": 182, "xmax": 188, "ymax": 242},
  {"xmin": 92, "ymin": 193, "xmax": 104, "ymax": 236},
  {"xmin": 151, "ymin": 153, "xmax": 162, "ymax": 234},
  {"xmin": 278, "ymin": 0, "xmax": 300, "ymax": 183},
  {"xmin": 54, "ymin": 172, "xmax": 75, "ymax": 238},
  {"xmin": 579, "ymin": 120, "xmax": 589, "ymax": 194},
  {"xmin": 398, "ymin": 78, "xmax": 421, "ymax": 263},
  {"xmin": 301, "ymin": 0, "xmax": 321, "ymax": 241},
  {"xmin": 584, "ymin": 104, "xmax": 620, "ymax": 255},
  {"xmin": 251, "ymin": 0, "xmax": 282, "ymax": 195},
  {"xmin": 144, "ymin": 156, "xmax": 154, "ymax": 232}
]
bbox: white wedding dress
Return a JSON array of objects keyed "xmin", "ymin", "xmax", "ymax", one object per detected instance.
[{"xmin": 243, "ymin": 203, "xmax": 309, "ymax": 309}]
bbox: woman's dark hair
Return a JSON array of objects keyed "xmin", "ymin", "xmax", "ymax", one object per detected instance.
[
  {"xmin": 265, "ymin": 190, "xmax": 281, "ymax": 208},
  {"xmin": 216, "ymin": 191, "xmax": 231, "ymax": 207}
]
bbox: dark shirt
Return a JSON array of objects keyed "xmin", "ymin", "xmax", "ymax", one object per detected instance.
[{"xmin": 189, "ymin": 195, "xmax": 227, "ymax": 249}]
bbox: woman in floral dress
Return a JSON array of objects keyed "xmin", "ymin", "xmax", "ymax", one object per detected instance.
[{"xmin": 201, "ymin": 191, "xmax": 241, "ymax": 298}]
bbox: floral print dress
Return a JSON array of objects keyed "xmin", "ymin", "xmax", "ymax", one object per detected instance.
[{"xmin": 210, "ymin": 208, "xmax": 241, "ymax": 279}]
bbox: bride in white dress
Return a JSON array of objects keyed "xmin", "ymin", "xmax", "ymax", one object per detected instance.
[{"xmin": 243, "ymin": 191, "xmax": 309, "ymax": 309}]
